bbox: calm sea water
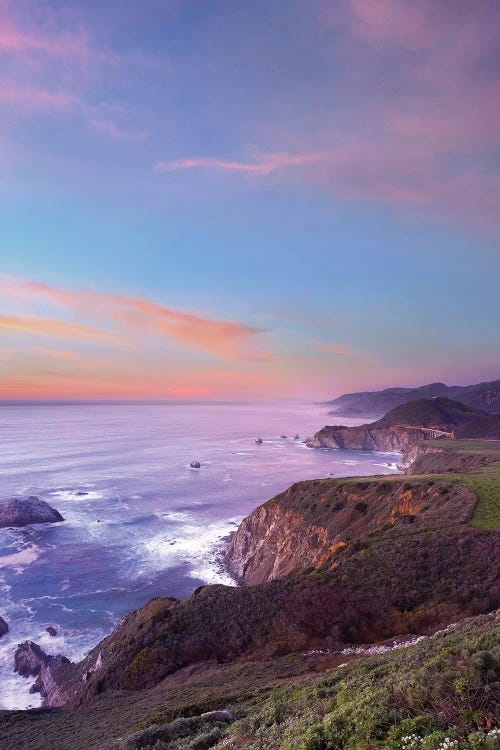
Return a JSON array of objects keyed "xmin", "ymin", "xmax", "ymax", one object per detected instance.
[{"xmin": 0, "ymin": 402, "xmax": 400, "ymax": 709}]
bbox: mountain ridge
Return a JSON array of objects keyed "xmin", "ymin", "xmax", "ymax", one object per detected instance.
[{"xmin": 325, "ymin": 378, "xmax": 500, "ymax": 418}]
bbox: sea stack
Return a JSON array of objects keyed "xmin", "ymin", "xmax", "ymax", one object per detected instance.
[{"xmin": 0, "ymin": 497, "xmax": 64, "ymax": 528}]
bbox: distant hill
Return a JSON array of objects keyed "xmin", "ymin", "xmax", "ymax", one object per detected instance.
[
  {"xmin": 326, "ymin": 378, "xmax": 500, "ymax": 418},
  {"xmin": 454, "ymin": 413, "xmax": 500, "ymax": 439},
  {"xmin": 309, "ymin": 398, "xmax": 484, "ymax": 453},
  {"xmin": 373, "ymin": 397, "xmax": 484, "ymax": 430}
]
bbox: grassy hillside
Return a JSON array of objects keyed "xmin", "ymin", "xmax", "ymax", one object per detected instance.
[
  {"xmin": 401, "ymin": 440, "xmax": 500, "ymax": 531},
  {"xmin": 455, "ymin": 415, "xmax": 500, "ymax": 440},
  {"xmin": 1, "ymin": 611, "xmax": 498, "ymax": 750},
  {"xmin": 374, "ymin": 398, "xmax": 483, "ymax": 429}
]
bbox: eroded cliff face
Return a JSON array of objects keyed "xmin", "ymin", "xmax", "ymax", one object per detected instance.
[
  {"xmin": 224, "ymin": 477, "xmax": 477, "ymax": 584},
  {"xmin": 397, "ymin": 444, "xmax": 445, "ymax": 471},
  {"xmin": 307, "ymin": 425, "xmax": 438, "ymax": 453},
  {"xmin": 399, "ymin": 443, "xmax": 499, "ymax": 474}
]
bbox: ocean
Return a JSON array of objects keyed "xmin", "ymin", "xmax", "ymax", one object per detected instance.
[{"xmin": 0, "ymin": 401, "xmax": 400, "ymax": 709}]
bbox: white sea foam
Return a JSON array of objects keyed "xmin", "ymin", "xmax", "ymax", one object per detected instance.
[
  {"xmin": 158, "ymin": 511, "xmax": 193, "ymax": 522},
  {"xmin": 0, "ymin": 618, "xmax": 109, "ymax": 710},
  {"xmin": 49, "ymin": 489, "xmax": 105, "ymax": 502},
  {"xmin": 0, "ymin": 544, "xmax": 42, "ymax": 572},
  {"xmin": 142, "ymin": 518, "xmax": 241, "ymax": 586}
]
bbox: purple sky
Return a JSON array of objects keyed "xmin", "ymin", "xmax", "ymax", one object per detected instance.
[{"xmin": 0, "ymin": 0, "xmax": 499, "ymax": 399}]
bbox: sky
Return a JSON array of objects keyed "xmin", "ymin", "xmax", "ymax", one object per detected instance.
[{"xmin": 0, "ymin": 0, "xmax": 499, "ymax": 401}]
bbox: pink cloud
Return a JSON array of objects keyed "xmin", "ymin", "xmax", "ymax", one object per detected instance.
[
  {"xmin": 0, "ymin": 276, "xmax": 268, "ymax": 361},
  {"xmin": 0, "ymin": 0, "xmax": 109, "ymax": 66},
  {"xmin": 312, "ymin": 340, "xmax": 359, "ymax": 356},
  {"xmin": 0, "ymin": 85, "xmax": 75, "ymax": 109},
  {"xmin": 346, "ymin": 0, "xmax": 433, "ymax": 49},
  {"xmin": 155, "ymin": 1, "xmax": 500, "ymax": 228},
  {"xmin": 90, "ymin": 118, "xmax": 148, "ymax": 142},
  {"xmin": 155, "ymin": 152, "xmax": 326, "ymax": 176},
  {"xmin": 0, "ymin": 313, "xmax": 117, "ymax": 341}
]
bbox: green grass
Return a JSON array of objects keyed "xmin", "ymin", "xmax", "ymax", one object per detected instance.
[
  {"xmin": 3, "ymin": 611, "xmax": 499, "ymax": 750},
  {"xmin": 293, "ymin": 467, "xmax": 500, "ymax": 530},
  {"xmin": 461, "ymin": 473, "xmax": 500, "ymax": 530},
  {"xmin": 422, "ymin": 439, "xmax": 500, "ymax": 455},
  {"xmin": 229, "ymin": 610, "xmax": 500, "ymax": 750}
]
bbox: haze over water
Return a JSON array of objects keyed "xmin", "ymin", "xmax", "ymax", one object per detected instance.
[{"xmin": 0, "ymin": 401, "xmax": 399, "ymax": 709}]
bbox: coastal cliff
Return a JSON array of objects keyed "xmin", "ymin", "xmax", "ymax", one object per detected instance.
[
  {"xmin": 308, "ymin": 424, "xmax": 437, "ymax": 452},
  {"xmin": 29, "ymin": 463, "xmax": 500, "ymax": 710},
  {"xmin": 224, "ymin": 477, "xmax": 477, "ymax": 584},
  {"xmin": 308, "ymin": 397, "xmax": 483, "ymax": 454},
  {"xmin": 398, "ymin": 441, "xmax": 500, "ymax": 474},
  {"xmin": 36, "ymin": 517, "xmax": 499, "ymax": 709}
]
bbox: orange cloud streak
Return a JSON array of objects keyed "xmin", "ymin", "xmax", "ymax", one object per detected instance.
[
  {"xmin": 0, "ymin": 313, "xmax": 116, "ymax": 341},
  {"xmin": 0, "ymin": 277, "xmax": 267, "ymax": 360}
]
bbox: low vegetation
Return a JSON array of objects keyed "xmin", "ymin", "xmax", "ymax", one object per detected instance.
[{"xmin": 225, "ymin": 611, "xmax": 500, "ymax": 750}]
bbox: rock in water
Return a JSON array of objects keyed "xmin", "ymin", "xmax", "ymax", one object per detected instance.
[
  {"xmin": 0, "ymin": 616, "xmax": 8, "ymax": 638},
  {"xmin": 0, "ymin": 497, "xmax": 64, "ymax": 528},
  {"xmin": 294, "ymin": 434, "xmax": 300, "ymax": 440},
  {"xmin": 190, "ymin": 461, "xmax": 201, "ymax": 469},
  {"xmin": 46, "ymin": 626, "xmax": 57, "ymax": 637},
  {"xmin": 280, "ymin": 435, "xmax": 288, "ymax": 439},
  {"xmin": 14, "ymin": 641, "xmax": 48, "ymax": 678},
  {"xmin": 255, "ymin": 438, "xmax": 263, "ymax": 444},
  {"xmin": 14, "ymin": 641, "xmax": 73, "ymax": 705}
]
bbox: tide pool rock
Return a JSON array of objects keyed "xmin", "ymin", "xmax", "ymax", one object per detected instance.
[{"xmin": 0, "ymin": 497, "xmax": 64, "ymax": 528}]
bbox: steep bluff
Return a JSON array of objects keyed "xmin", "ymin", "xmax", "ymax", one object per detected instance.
[
  {"xmin": 308, "ymin": 398, "xmax": 484, "ymax": 454},
  {"xmin": 399, "ymin": 442, "xmax": 500, "ymax": 474},
  {"xmin": 307, "ymin": 424, "xmax": 439, "ymax": 453},
  {"xmin": 224, "ymin": 477, "xmax": 476, "ymax": 584}
]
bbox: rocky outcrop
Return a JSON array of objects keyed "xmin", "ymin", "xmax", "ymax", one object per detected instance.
[
  {"xmin": 309, "ymin": 398, "xmax": 488, "ymax": 455},
  {"xmin": 0, "ymin": 616, "xmax": 8, "ymax": 638},
  {"xmin": 14, "ymin": 641, "xmax": 73, "ymax": 706},
  {"xmin": 0, "ymin": 497, "xmax": 63, "ymax": 528},
  {"xmin": 224, "ymin": 477, "xmax": 477, "ymax": 584},
  {"xmin": 308, "ymin": 424, "xmax": 438, "ymax": 453},
  {"xmin": 399, "ymin": 443, "xmax": 500, "ymax": 474},
  {"xmin": 397, "ymin": 443, "xmax": 445, "ymax": 471}
]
